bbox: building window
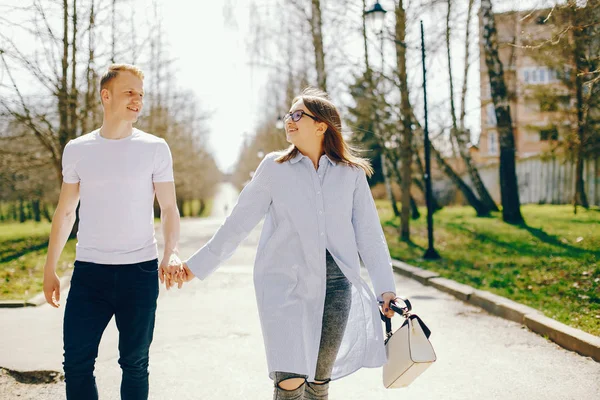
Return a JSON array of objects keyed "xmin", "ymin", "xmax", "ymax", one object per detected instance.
[
  {"xmin": 486, "ymin": 103, "xmax": 497, "ymax": 127},
  {"xmin": 488, "ymin": 131, "xmax": 499, "ymax": 155},
  {"xmin": 522, "ymin": 66, "xmax": 560, "ymax": 84},
  {"xmin": 539, "ymin": 127, "xmax": 559, "ymax": 141},
  {"xmin": 539, "ymin": 68, "xmax": 546, "ymax": 83}
]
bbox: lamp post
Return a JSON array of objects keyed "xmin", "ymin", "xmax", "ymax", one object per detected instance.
[
  {"xmin": 366, "ymin": 3, "xmax": 439, "ymax": 259},
  {"xmin": 420, "ymin": 20, "xmax": 440, "ymax": 260},
  {"xmin": 365, "ymin": 1, "xmax": 387, "ymax": 68},
  {"xmin": 365, "ymin": 2, "xmax": 395, "ymax": 216}
]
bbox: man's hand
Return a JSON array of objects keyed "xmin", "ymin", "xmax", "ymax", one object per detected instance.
[
  {"xmin": 159, "ymin": 254, "xmax": 184, "ymax": 290},
  {"xmin": 43, "ymin": 268, "xmax": 61, "ymax": 308}
]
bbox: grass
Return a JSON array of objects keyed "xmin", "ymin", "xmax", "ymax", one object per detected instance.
[
  {"xmin": 182, "ymin": 199, "xmax": 213, "ymax": 218},
  {"xmin": 1, "ymin": 200, "xmax": 214, "ymax": 301},
  {"xmin": 377, "ymin": 202, "xmax": 600, "ymax": 336},
  {"xmin": 0, "ymin": 221, "xmax": 76, "ymax": 300}
]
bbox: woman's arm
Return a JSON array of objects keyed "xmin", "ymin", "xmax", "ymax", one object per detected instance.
[
  {"xmin": 351, "ymin": 169, "xmax": 397, "ymax": 304},
  {"xmin": 185, "ymin": 155, "xmax": 274, "ymax": 280}
]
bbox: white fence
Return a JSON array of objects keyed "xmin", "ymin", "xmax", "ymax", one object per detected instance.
[{"xmin": 433, "ymin": 155, "xmax": 600, "ymax": 207}]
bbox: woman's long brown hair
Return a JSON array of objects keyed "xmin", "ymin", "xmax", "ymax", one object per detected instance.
[{"xmin": 275, "ymin": 87, "xmax": 374, "ymax": 177}]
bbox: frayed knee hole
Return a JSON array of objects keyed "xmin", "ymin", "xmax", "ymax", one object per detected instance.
[{"xmin": 277, "ymin": 377, "xmax": 306, "ymax": 391}]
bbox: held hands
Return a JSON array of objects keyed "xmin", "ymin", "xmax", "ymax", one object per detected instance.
[{"xmin": 159, "ymin": 253, "xmax": 195, "ymax": 289}]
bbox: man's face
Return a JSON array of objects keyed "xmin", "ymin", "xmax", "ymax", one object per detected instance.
[{"xmin": 102, "ymin": 71, "xmax": 144, "ymax": 123}]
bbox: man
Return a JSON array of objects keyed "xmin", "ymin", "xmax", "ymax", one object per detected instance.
[{"xmin": 42, "ymin": 64, "xmax": 182, "ymax": 400}]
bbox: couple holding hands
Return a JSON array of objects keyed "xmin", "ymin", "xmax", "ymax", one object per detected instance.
[{"xmin": 43, "ymin": 64, "xmax": 398, "ymax": 400}]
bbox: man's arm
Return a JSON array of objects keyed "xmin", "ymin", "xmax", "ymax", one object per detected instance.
[
  {"xmin": 154, "ymin": 181, "xmax": 181, "ymax": 289},
  {"xmin": 43, "ymin": 182, "xmax": 80, "ymax": 308}
]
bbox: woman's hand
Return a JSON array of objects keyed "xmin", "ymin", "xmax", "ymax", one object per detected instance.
[
  {"xmin": 380, "ymin": 292, "xmax": 397, "ymax": 319},
  {"xmin": 181, "ymin": 262, "xmax": 195, "ymax": 282}
]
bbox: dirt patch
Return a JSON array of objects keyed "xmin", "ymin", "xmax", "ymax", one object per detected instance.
[{"xmin": 0, "ymin": 367, "xmax": 64, "ymax": 384}]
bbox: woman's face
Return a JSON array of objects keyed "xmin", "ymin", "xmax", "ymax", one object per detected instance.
[{"xmin": 284, "ymin": 99, "xmax": 326, "ymax": 147}]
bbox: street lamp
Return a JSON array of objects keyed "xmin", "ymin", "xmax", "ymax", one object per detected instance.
[
  {"xmin": 365, "ymin": 1, "xmax": 387, "ymax": 67},
  {"xmin": 364, "ymin": 1, "xmax": 387, "ymax": 34}
]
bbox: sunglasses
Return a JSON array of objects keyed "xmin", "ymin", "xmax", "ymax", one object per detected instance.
[{"xmin": 283, "ymin": 110, "xmax": 319, "ymax": 123}]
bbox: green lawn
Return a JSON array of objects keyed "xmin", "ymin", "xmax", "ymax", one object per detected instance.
[
  {"xmin": 1, "ymin": 199, "xmax": 214, "ymax": 300},
  {"xmin": 378, "ymin": 202, "xmax": 600, "ymax": 336},
  {"xmin": 0, "ymin": 221, "xmax": 76, "ymax": 300}
]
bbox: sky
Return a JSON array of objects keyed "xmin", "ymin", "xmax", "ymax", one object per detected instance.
[{"xmin": 156, "ymin": 0, "xmax": 266, "ymax": 173}]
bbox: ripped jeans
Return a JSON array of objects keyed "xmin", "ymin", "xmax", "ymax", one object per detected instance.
[{"xmin": 273, "ymin": 250, "xmax": 352, "ymax": 400}]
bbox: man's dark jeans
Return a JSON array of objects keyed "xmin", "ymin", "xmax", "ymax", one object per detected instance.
[{"xmin": 63, "ymin": 259, "xmax": 159, "ymax": 400}]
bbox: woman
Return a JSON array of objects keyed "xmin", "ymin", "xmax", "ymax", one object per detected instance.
[{"xmin": 180, "ymin": 87, "xmax": 397, "ymax": 399}]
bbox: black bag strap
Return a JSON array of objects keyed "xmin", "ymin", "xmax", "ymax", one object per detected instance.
[{"xmin": 380, "ymin": 297, "xmax": 432, "ymax": 340}]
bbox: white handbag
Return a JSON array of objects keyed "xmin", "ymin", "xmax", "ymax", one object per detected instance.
[{"xmin": 381, "ymin": 297, "xmax": 437, "ymax": 388}]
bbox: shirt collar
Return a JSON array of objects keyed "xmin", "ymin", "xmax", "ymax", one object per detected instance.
[
  {"xmin": 289, "ymin": 151, "xmax": 337, "ymax": 166},
  {"xmin": 321, "ymin": 154, "xmax": 337, "ymax": 166},
  {"xmin": 290, "ymin": 151, "xmax": 305, "ymax": 164}
]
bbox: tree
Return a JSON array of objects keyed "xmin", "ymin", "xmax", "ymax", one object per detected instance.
[
  {"xmin": 394, "ymin": 0, "xmax": 415, "ymax": 240},
  {"xmin": 481, "ymin": 0, "xmax": 524, "ymax": 224},
  {"xmin": 445, "ymin": 0, "xmax": 498, "ymax": 213}
]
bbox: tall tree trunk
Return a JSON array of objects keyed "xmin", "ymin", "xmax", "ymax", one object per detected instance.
[
  {"xmin": 42, "ymin": 203, "xmax": 52, "ymax": 223},
  {"xmin": 32, "ymin": 199, "xmax": 41, "ymax": 222},
  {"xmin": 19, "ymin": 198, "xmax": 26, "ymax": 223},
  {"xmin": 70, "ymin": 0, "xmax": 78, "ymax": 138},
  {"xmin": 481, "ymin": 0, "xmax": 524, "ymax": 224},
  {"xmin": 362, "ymin": 0, "xmax": 372, "ymax": 81},
  {"xmin": 446, "ymin": 0, "xmax": 459, "ymax": 134},
  {"xmin": 572, "ymin": 4, "xmax": 589, "ymax": 210},
  {"xmin": 176, "ymin": 197, "xmax": 184, "ymax": 218},
  {"xmin": 310, "ymin": 0, "xmax": 327, "ymax": 90},
  {"xmin": 459, "ymin": 0, "xmax": 475, "ymax": 131},
  {"xmin": 82, "ymin": 0, "xmax": 95, "ymax": 134},
  {"xmin": 382, "ymin": 154, "xmax": 400, "ymax": 217},
  {"xmin": 395, "ymin": 0, "xmax": 413, "ymax": 241},
  {"xmin": 58, "ymin": 0, "xmax": 69, "ymax": 157},
  {"xmin": 198, "ymin": 199, "xmax": 206, "ymax": 217},
  {"xmin": 409, "ymin": 196, "xmax": 420, "ymax": 220},
  {"xmin": 111, "ymin": 0, "xmax": 116, "ymax": 63},
  {"xmin": 384, "ymin": 152, "xmax": 419, "ymax": 219}
]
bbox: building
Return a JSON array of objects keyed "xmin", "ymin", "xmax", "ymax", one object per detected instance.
[{"xmin": 477, "ymin": 8, "xmax": 572, "ymax": 165}]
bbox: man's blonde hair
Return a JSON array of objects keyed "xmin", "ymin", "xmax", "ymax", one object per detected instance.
[{"xmin": 100, "ymin": 64, "xmax": 144, "ymax": 93}]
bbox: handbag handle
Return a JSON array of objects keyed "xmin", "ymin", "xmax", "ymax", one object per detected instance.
[
  {"xmin": 379, "ymin": 297, "xmax": 411, "ymax": 335},
  {"xmin": 379, "ymin": 297, "xmax": 432, "ymax": 340}
]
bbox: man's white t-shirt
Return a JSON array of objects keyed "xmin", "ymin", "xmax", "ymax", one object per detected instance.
[{"xmin": 62, "ymin": 128, "xmax": 174, "ymax": 264}]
